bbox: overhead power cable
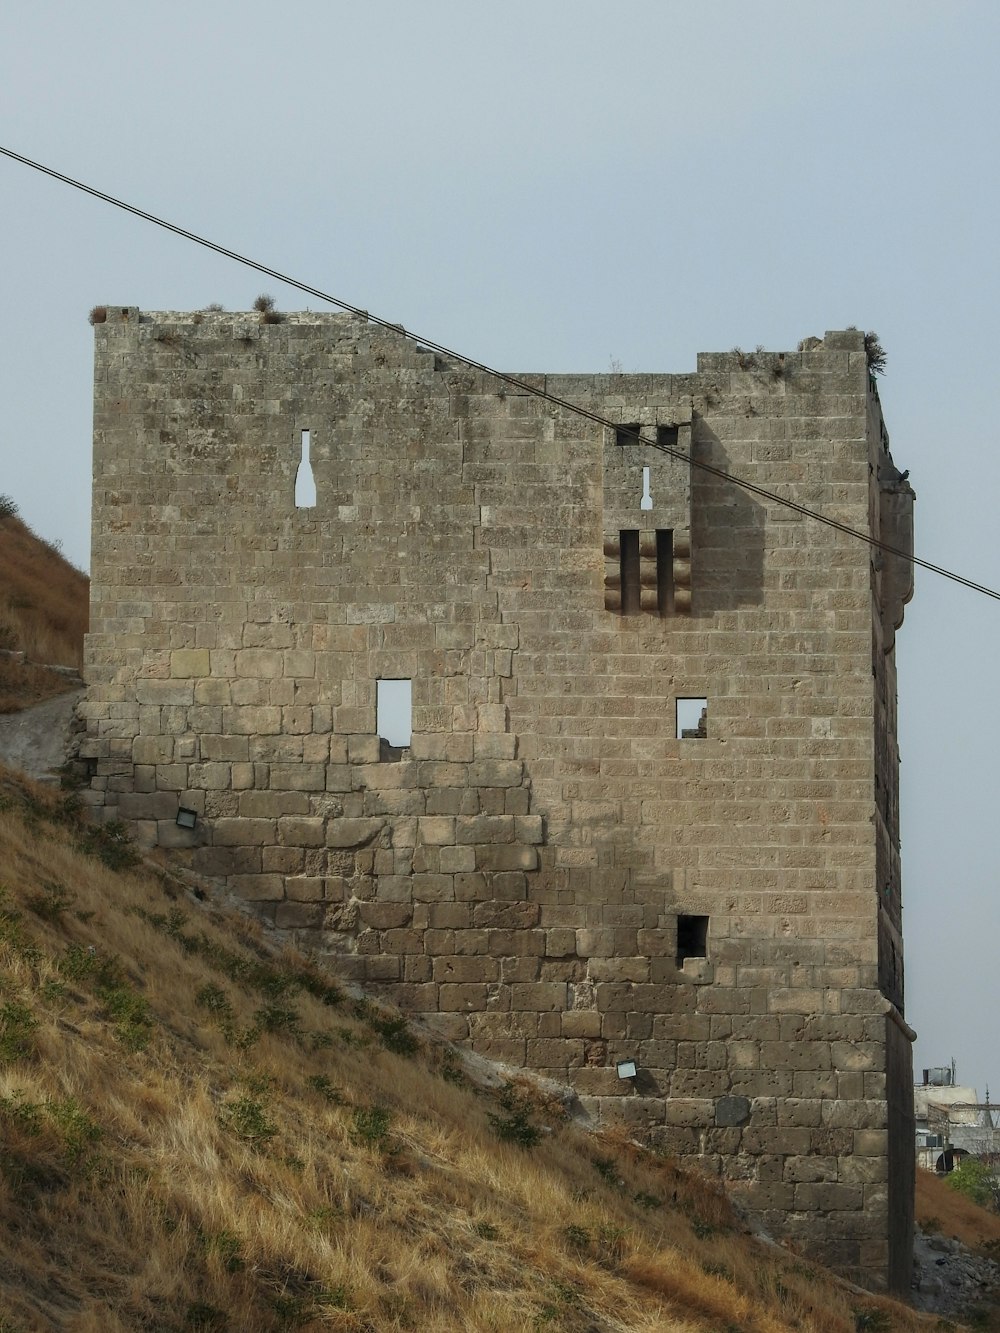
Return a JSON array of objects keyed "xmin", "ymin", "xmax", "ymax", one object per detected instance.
[{"xmin": 2, "ymin": 142, "xmax": 997, "ymax": 602}]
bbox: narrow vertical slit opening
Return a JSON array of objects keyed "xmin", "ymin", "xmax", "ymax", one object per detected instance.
[
  {"xmin": 619, "ymin": 530, "xmax": 640, "ymax": 615},
  {"xmin": 640, "ymin": 465, "xmax": 653, "ymax": 511},
  {"xmin": 377, "ymin": 679, "xmax": 412, "ymax": 759},
  {"xmin": 295, "ymin": 428, "xmax": 317, "ymax": 509},
  {"xmin": 656, "ymin": 529, "xmax": 674, "ymax": 616}
]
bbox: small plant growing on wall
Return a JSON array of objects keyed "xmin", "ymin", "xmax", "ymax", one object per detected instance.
[
  {"xmin": 863, "ymin": 331, "xmax": 887, "ymax": 375},
  {"xmin": 253, "ymin": 293, "xmax": 283, "ymax": 325},
  {"xmin": 88, "ymin": 305, "xmax": 107, "ymax": 326}
]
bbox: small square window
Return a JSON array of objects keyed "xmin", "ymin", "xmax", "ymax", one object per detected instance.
[
  {"xmin": 677, "ymin": 914, "xmax": 709, "ymax": 965},
  {"xmin": 616, "ymin": 422, "xmax": 641, "ymax": 448},
  {"xmin": 676, "ymin": 697, "xmax": 707, "ymax": 739}
]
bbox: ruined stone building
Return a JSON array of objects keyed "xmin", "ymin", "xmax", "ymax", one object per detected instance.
[{"xmin": 82, "ymin": 311, "xmax": 916, "ymax": 1290}]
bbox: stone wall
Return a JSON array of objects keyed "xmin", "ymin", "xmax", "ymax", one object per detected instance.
[{"xmin": 82, "ymin": 311, "xmax": 914, "ymax": 1289}]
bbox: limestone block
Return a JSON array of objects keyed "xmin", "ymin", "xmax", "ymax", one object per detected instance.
[
  {"xmin": 829, "ymin": 1040, "xmax": 884, "ymax": 1072},
  {"xmin": 213, "ymin": 818, "xmax": 276, "ymax": 846},
  {"xmin": 194, "ymin": 678, "xmax": 232, "ymax": 705},
  {"xmin": 231, "ymin": 680, "xmax": 270, "ymax": 706},
  {"xmin": 135, "ymin": 679, "xmax": 194, "ymax": 706},
  {"xmin": 187, "ymin": 762, "xmax": 232, "ymax": 790},
  {"xmin": 284, "ymin": 875, "xmax": 325, "ymax": 902},
  {"xmin": 514, "ymin": 815, "xmax": 543, "ymax": 844},
  {"xmin": 283, "ymin": 650, "xmax": 315, "ymax": 677},
  {"xmin": 664, "ymin": 1099, "xmax": 714, "ymax": 1127},
  {"xmin": 269, "ymin": 763, "xmax": 326, "ymax": 791},
  {"xmin": 472, "ymin": 902, "xmax": 540, "ymax": 929},
  {"xmin": 576, "ymin": 928, "xmax": 616, "ymax": 958},
  {"xmin": 235, "ymin": 648, "xmax": 284, "ymax": 678},
  {"xmin": 171, "ymin": 649, "xmax": 210, "ymax": 677},
  {"xmin": 776, "ymin": 1099, "xmax": 823, "ymax": 1128},
  {"xmin": 573, "ymin": 1068, "xmax": 631, "ymax": 1097},
  {"xmin": 455, "ymin": 814, "xmax": 514, "ymax": 844},
  {"xmin": 418, "ymin": 816, "xmax": 456, "ymax": 845},
  {"xmin": 348, "ymin": 735, "xmax": 380, "ymax": 764},
  {"xmin": 742, "ymin": 1126, "xmax": 812, "ymax": 1156},
  {"xmin": 527, "ymin": 1038, "xmax": 585, "ymax": 1070},
  {"xmin": 820, "ymin": 1100, "xmax": 885, "ymax": 1130},
  {"xmin": 453, "ymin": 871, "xmax": 490, "ymax": 900},
  {"xmin": 325, "ymin": 764, "xmax": 353, "ymax": 792},
  {"xmin": 240, "ymin": 791, "xmax": 309, "ymax": 817},
  {"xmin": 504, "ymin": 788, "xmax": 531, "ymax": 815},
  {"xmin": 562, "ymin": 1010, "xmax": 601, "ymax": 1038},
  {"xmin": 228, "ymin": 874, "xmax": 284, "ymax": 901},
  {"xmin": 375, "ymin": 875, "xmax": 415, "ymax": 903},
  {"xmin": 418, "ymin": 761, "xmax": 468, "ymax": 787},
  {"xmin": 278, "ymin": 817, "xmax": 326, "ymax": 847},
  {"xmin": 586, "ymin": 958, "xmax": 649, "ymax": 983},
  {"xmin": 545, "ymin": 928, "xmax": 577, "ymax": 957},
  {"xmin": 509, "ymin": 983, "xmax": 566, "ymax": 1012},
  {"xmin": 275, "ymin": 901, "xmax": 324, "ymax": 928},
  {"xmin": 439, "ymin": 845, "xmax": 475, "ymax": 873},
  {"xmin": 476, "ymin": 844, "xmax": 538, "ymax": 872},
  {"xmin": 281, "ymin": 706, "xmax": 313, "ymax": 735},
  {"xmin": 133, "ymin": 736, "xmax": 174, "ymax": 764},
  {"xmin": 433, "ymin": 956, "xmax": 499, "ymax": 983},
  {"xmin": 469, "ymin": 759, "xmax": 522, "ymax": 787},
  {"xmin": 118, "ymin": 791, "xmax": 181, "ymax": 821},
  {"xmin": 793, "ymin": 1183, "xmax": 863, "ymax": 1212},
  {"xmin": 474, "ymin": 733, "xmax": 517, "ymax": 759},
  {"xmin": 326, "ymin": 817, "xmax": 385, "ymax": 848},
  {"xmin": 439, "ymin": 983, "xmax": 489, "ymax": 1011},
  {"xmin": 362, "ymin": 957, "xmax": 402, "ymax": 983},
  {"xmin": 223, "ymin": 706, "xmax": 282, "ymax": 735},
  {"xmin": 768, "ymin": 988, "xmax": 825, "ymax": 1014},
  {"xmin": 477, "ymin": 704, "xmax": 509, "ymax": 732}
]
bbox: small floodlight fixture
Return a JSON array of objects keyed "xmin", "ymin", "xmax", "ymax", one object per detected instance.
[
  {"xmin": 616, "ymin": 1060, "xmax": 637, "ymax": 1081},
  {"xmin": 176, "ymin": 806, "xmax": 198, "ymax": 830}
]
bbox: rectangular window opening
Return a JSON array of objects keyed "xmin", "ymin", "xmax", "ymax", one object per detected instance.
[
  {"xmin": 657, "ymin": 424, "xmax": 679, "ymax": 449},
  {"xmin": 619, "ymin": 530, "xmax": 640, "ymax": 615},
  {"xmin": 656, "ymin": 529, "xmax": 674, "ymax": 616},
  {"xmin": 676, "ymin": 696, "xmax": 707, "ymax": 739},
  {"xmin": 676, "ymin": 914, "xmax": 709, "ymax": 965},
  {"xmin": 616, "ymin": 422, "xmax": 641, "ymax": 448},
  {"xmin": 376, "ymin": 678, "xmax": 412, "ymax": 758}
]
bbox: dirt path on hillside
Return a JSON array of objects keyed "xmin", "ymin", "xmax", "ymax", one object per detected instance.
[{"xmin": 0, "ymin": 689, "xmax": 85, "ymax": 782}]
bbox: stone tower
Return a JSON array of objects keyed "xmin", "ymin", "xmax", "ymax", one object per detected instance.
[{"xmin": 83, "ymin": 312, "xmax": 915, "ymax": 1290}]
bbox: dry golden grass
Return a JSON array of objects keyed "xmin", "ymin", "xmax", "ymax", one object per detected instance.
[
  {"xmin": 0, "ymin": 657, "xmax": 81, "ymax": 713},
  {"xmin": 0, "ymin": 508, "xmax": 88, "ymax": 673},
  {"xmin": 917, "ymin": 1166, "xmax": 1000, "ymax": 1251},
  {"xmin": 0, "ymin": 766, "xmax": 932, "ymax": 1331}
]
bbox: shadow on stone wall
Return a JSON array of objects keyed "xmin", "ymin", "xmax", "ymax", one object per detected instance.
[{"xmin": 690, "ymin": 428, "xmax": 765, "ymax": 612}]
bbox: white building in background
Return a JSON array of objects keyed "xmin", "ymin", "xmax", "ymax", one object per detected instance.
[{"xmin": 915, "ymin": 1064, "xmax": 1000, "ymax": 1172}]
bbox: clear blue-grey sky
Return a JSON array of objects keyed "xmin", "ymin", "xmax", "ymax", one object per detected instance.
[{"xmin": 2, "ymin": 1, "xmax": 997, "ymax": 1097}]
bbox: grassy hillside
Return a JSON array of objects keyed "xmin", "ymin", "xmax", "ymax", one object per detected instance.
[
  {"xmin": 917, "ymin": 1166, "xmax": 1000, "ymax": 1252},
  {"xmin": 0, "ymin": 498, "xmax": 88, "ymax": 711},
  {"xmin": 0, "ymin": 766, "xmax": 931, "ymax": 1332}
]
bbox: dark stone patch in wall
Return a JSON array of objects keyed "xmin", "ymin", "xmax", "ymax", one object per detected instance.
[{"xmin": 689, "ymin": 429, "xmax": 765, "ymax": 612}]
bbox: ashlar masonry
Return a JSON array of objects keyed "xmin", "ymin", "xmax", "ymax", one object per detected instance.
[{"xmin": 82, "ymin": 311, "xmax": 916, "ymax": 1291}]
